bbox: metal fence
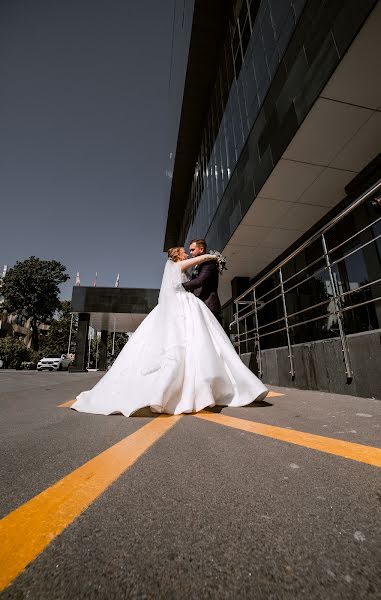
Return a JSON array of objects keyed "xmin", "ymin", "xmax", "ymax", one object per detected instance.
[{"xmin": 229, "ymin": 179, "xmax": 381, "ymax": 381}]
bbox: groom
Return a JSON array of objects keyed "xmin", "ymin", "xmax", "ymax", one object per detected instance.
[{"xmin": 182, "ymin": 238, "xmax": 222, "ymax": 320}]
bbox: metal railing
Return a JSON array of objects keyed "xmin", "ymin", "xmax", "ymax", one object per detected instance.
[{"xmin": 229, "ymin": 179, "xmax": 381, "ymax": 381}]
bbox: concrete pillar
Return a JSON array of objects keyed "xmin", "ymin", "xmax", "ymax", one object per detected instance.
[
  {"xmin": 72, "ymin": 313, "xmax": 90, "ymax": 372},
  {"xmin": 98, "ymin": 329, "xmax": 108, "ymax": 371}
]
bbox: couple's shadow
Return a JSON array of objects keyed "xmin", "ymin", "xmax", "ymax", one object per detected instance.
[
  {"xmin": 204, "ymin": 399, "xmax": 273, "ymax": 414},
  {"xmin": 130, "ymin": 399, "xmax": 272, "ymax": 418}
]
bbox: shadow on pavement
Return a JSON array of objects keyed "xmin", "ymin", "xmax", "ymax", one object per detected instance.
[
  {"xmin": 130, "ymin": 408, "xmax": 163, "ymax": 418},
  {"xmin": 246, "ymin": 399, "xmax": 273, "ymax": 408},
  {"xmin": 127, "ymin": 399, "xmax": 274, "ymax": 418},
  {"xmin": 204, "ymin": 399, "xmax": 273, "ymax": 414}
]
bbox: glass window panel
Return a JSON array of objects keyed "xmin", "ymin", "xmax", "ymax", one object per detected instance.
[
  {"xmin": 238, "ymin": 0, "xmax": 249, "ymax": 32},
  {"xmin": 243, "ymin": 60, "xmax": 257, "ymax": 107},
  {"xmin": 237, "ymin": 78, "xmax": 249, "ymax": 135},
  {"xmin": 220, "ymin": 134, "xmax": 228, "ymax": 189},
  {"xmin": 269, "ymin": 0, "xmax": 292, "ymax": 39},
  {"xmin": 252, "ymin": 34, "xmax": 267, "ymax": 86},
  {"xmin": 211, "ymin": 144, "xmax": 219, "ymax": 203},
  {"xmin": 241, "ymin": 16, "xmax": 251, "ymax": 56},
  {"xmin": 234, "ymin": 49, "xmax": 243, "ymax": 79},
  {"xmin": 208, "ymin": 158, "xmax": 215, "ymax": 214},
  {"xmin": 232, "ymin": 26, "xmax": 240, "ymax": 57},
  {"xmin": 249, "ymin": 0, "xmax": 261, "ymax": 30},
  {"xmin": 225, "ymin": 38, "xmax": 235, "ymax": 85},
  {"xmin": 260, "ymin": 6, "xmax": 276, "ymax": 58}
]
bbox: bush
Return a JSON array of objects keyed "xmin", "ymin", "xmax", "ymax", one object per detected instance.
[
  {"xmin": 31, "ymin": 350, "xmax": 44, "ymax": 363},
  {"xmin": 0, "ymin": 336, "xmax": 33, "ymax": 369},
  {"xmin": 20, "ymin": 361, "xmax": 36, "ymax": 370}
]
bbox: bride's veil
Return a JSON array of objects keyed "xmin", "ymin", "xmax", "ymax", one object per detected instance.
[
  {"xmin": 140, "ymin": 259, "xmax": 185, "ymax": 376},
  {"xmin": 159, "ymin": 259, "xmax": 183, "ymax": 305},
  {"xmin": 158, "ymin": 259, "xmax": 186, "ymax": 335}
]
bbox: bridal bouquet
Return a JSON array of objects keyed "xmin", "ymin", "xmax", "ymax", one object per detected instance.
[{"xmin": 209, "ymin": 250, "xmax": 227, "ymax": 275}]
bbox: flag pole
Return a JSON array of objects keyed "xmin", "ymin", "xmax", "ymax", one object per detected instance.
[
  {"xmin": 67, "ymin": 313, "xmax": 74, "ymax": 355},
  {"xmin": 112, "ymin": 316, "xmax": 116, "ymax": 355},
  {"xmin": 87, "ymin": 328, "xmax": 92, "ymax": 369},
  {"xmin": 95, "ymin": 331, "xmax": 99, "ymax": 370}
]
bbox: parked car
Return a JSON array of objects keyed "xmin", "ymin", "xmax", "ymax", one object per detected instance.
[{"xmin": 37, "ymin": 353, "xmax": 71, "ymax": 371}]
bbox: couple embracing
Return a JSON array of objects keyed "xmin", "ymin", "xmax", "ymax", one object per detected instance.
[{"xmin": 72, "ymin": 239, "xmax": 268, "ymax": 417}]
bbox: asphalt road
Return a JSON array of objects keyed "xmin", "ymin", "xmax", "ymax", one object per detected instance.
[{"xmin": 1, "ymin": 370, "xmax": 380, "ymax": 599}]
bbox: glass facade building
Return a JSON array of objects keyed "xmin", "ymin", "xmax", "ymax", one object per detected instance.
[
  {"xmin": 165, "ymin": 0, "xmax": 381, "ymax": 397},
  {"xmin": 182, "ymin": 0, "xmax": 306, "ymax": 247}
]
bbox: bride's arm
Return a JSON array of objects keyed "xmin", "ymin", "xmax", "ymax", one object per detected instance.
[{"xmin": 180, "ymin": 254, "xmax": 217, "ymax": 272}]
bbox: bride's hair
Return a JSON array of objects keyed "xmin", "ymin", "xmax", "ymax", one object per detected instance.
[{"xmin": 167, "ymin": 247, "xmax": 184, "ymax": 262}]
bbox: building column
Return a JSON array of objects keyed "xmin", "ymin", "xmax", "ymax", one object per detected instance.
[
  {"xmin": 98, "ymin": 329, "xmax": 108, "ymax": 371},
  {"xmin": 72, "ymin": 313, "xmax": 90, "ymax": 372}
]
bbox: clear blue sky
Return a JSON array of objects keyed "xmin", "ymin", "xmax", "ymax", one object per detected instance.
[{"xmin": 0, "ymin": 0, "xmax": 175, "ymax": 298}]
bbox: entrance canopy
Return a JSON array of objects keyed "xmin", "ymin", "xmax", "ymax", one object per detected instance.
[
  {"xmin": 70, "ymin": 286, "xmax": 159, "ymax": 371},
  {"xmin": 71, "ymin": 286, "xmax": 159, "ymax": 333}
]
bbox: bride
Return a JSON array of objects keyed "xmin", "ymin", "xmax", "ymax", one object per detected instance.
[{"xmin": 71, "ymin": 247, "xmax": 268, "ymax": 416}]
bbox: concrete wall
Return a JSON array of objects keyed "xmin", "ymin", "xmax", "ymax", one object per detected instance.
[{"xmin": 241, "ymin": 329, "xmax": 381, "ymax": 400}]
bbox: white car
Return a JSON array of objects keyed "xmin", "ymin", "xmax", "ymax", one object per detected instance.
[{"xmin": 37, "ymin": 354, "xmax": 71, "ymax": 371}]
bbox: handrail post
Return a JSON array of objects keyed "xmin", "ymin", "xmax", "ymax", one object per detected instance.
[
  {"xmin": 321, "ymin": 234, "xmax": 353, "ymax": 379},
  {"xmin": 244, "ymin": 315, "xmax": 248, "ymax": 354},
  {"xmin": 253, "ymin": 289, "xmax": 263, "ymax": 378},
  {"xmin": 235, "ymin": 300, "xmax": 241, "ymax": 356},
  {"xmin": 279, "ymin": 268, "xmax": 295, "ymax": 379}
]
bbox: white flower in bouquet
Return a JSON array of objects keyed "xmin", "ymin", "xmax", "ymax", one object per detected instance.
[{"xmin": 209, "ymin": 250, "xmax": 227, "ymax": 275}]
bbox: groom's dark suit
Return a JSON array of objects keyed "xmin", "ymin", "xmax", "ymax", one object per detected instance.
[{"xmin": 182, "ymin": 260, "xmax": 221, "ymax": 318}]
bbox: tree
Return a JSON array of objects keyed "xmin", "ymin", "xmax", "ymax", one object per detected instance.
[
  {"xmin": 55, "ymin": 300, "xmax": 72, "ymax": 321},
  {"xmin": 2, "ymin": 257, "xmax": 69, "ymax": 351},
  {"xmin": 40, "ymin": 300, "xmax": 77, "ymax": 356},
  {"xmin": 107, "ymin": 332, "xmax": 129, "ymax": 360}
]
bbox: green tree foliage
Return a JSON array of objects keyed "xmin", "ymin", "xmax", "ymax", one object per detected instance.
[
  {"xmin": 2, "ymin": 257, "xmax": 69, "ymax": 351},
  {"xmin": 0, "ymin": 337, "xmax": 32, "ymax": 369},
  {"xmin": 107, "ymin": 332, "xmax": 129, "ymax": 360},
  {"xmin": 56, "ymin": 300, "xmax": 72, "ymax": 321},
  {"xmin": 40, "ymin": 300, "xmax": 77, "ymax": 356}
]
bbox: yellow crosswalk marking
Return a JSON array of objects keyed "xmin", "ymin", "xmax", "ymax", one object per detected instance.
[
  {"xmin": 57, "ymin": 399, "xmax": 75, "ymax": 407},
  {"xmin": 0, "ymin": 415, "xmax": 181, "ymax": 592},
  {"xmin": 194, "ymin": 412, "xmax": 381, "ymax": 468}
]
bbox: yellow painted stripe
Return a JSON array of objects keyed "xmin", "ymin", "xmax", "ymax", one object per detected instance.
[
  {"xmin": 195, "ymin": 412, "xmax": 381, "ymax": 468},
  {"xmin": 0, "ymin": 415, "xmax": 181, "ymax": 592},
  {"xmin": 57, "ymin": 399, "xmax": 75, "ymax": 407}
]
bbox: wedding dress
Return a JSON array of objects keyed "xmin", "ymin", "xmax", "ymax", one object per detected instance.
[{"xmin": 71, "ymin": 259, "xmax": 268, "ymax": 416}]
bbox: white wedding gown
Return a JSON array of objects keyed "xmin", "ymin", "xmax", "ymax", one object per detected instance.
[{"xmin": 71, "ymin": 260, "xmax": 268, "ymax": 416}]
